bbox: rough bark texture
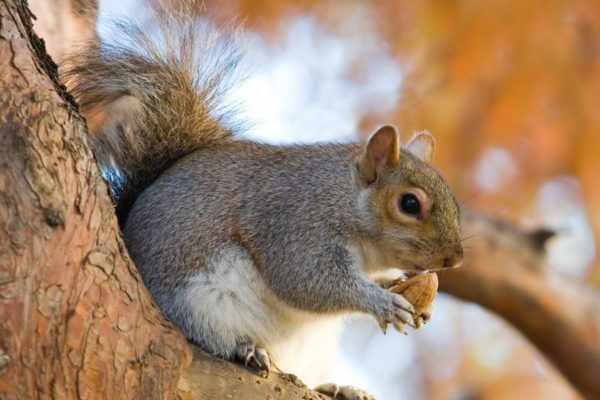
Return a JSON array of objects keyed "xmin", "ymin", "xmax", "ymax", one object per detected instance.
[
  {"xmin": 178, "ymin": 346, "xmax": 328, "ymax": 400},
  {"xmin": 28, "ymin": 0, "xmax": 96, "ymax": 62},
  {"xmin": 440, "ymin": 211, "xmax": 600, "ymax": 399},
  {"xmin": 0, "ymin": 1, "xmax": 191, "ymax": 398}
]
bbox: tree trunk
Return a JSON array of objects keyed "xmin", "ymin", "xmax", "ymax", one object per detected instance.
[{"xmin": 0, "ymin": 1, "xmax": 191, "ymax": 398}]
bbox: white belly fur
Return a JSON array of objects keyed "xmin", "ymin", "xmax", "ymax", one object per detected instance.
[{"xmin": 178, "ymin": 245, "xmax": 342, "ymax": 387}]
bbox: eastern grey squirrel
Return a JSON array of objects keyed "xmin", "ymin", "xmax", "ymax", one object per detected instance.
[{"xmin": 62, "ymin": 2, "xmax": 463, "ymax": 398}]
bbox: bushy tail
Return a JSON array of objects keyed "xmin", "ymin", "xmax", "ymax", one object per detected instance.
[{"xmin": 62, "ymin": 2, "xmax": 242, "ymax": 222}]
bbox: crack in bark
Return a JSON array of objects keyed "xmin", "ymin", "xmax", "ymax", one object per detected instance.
[{"xmin": 11, "ymin": 0, "xmax": 79, "ymax": 112}]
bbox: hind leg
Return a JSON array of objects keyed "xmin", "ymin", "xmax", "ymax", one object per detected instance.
[
  {"xmin": 167, "ymin": 247, "xmax": 279, "ymax": 372},
  {"xmin": 234, "ymin": 337, "xmax": 272, "ymax": 376},
  {"xmin": 315, "ymin": 383, "xmax": 375, "ymax": 400}
]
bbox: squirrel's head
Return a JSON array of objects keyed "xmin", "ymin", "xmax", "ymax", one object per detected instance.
[{"xmin": 355, "ymin": 126, "xmax": 463, "ymax": 272}]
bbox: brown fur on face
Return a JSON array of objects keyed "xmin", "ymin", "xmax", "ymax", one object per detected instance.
[{"xmin": 357, "ymin": 131, "xmax": 463, "ymax": 272}]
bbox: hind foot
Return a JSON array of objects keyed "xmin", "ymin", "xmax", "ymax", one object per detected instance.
[
  {"xmin": 315, "ymin": 383, "xmax": 375, "ymax": 400},
  {"xmin": 234, "ymin": 339, "xmax": 271, "ymax": 377}
]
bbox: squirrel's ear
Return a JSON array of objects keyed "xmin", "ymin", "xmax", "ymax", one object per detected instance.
[
  {"xmin": 357, "ymin": 125, "xmax": 400, "ymax": 184},
  {"xmin": 403, "ymin": 131, "xmax": 435, "ymax": 163}
]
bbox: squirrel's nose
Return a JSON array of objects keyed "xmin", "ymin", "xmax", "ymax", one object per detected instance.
[
  {"xmin": 442, "ymin": 247, "xmax": 463, "ymax": 269},
  {"xmin": 443, "ymin": 257, "xmax": 462, "ymax": 269}
]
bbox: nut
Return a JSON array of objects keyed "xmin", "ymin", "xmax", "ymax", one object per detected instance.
[{"xmin": 389, "ymin": 272, "xmax": 438, "ymax": 328}]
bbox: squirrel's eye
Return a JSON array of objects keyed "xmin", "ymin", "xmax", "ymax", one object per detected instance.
[{"xmin": 399, "ymin": 193, "xmax": 421, "ymax": 216}]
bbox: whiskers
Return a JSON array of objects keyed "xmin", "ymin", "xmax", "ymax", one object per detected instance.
[
  {"xmin": 459, "ymin": 231, "xmax": 485, "ymax": 253},
  {"xmin": 456, "ymin": 190, "xmax": 488, "ymax": 209},
  {"xmin": 460, "ymin": 234, "xmax": 477, "ymax": 242}
]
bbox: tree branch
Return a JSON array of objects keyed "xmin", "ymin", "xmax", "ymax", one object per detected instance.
[
  {"xmin": 440, "ymin": 211, "xmax": 600, "ymax": 399},
  {"xmin": 178, "ymin": 346, "xmax": 328, "ymax": 400}
]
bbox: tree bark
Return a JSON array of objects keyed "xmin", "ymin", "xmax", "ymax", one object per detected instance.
[
  {"xmin": 28, "ymin": 0, "xmax": 96, "ymax": 62},
  {"xmin": 178, "ymin": 346, "xmax": 327, "ymax": 400},
  {"xmin": 0, "ymin": 1, "xmax": 191, "ymax": 398}
]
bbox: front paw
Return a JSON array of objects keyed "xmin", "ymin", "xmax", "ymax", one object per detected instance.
[
  {"xmin": 375, "ymin": 292, "xmax": 416, "ymax": 334},
  {"xmin": 413, "ymin": 310, "xmax": 431, "ymax": 329},
  {"xmin": 315, "ymin": 383, "xmax": 375, "ymax": 400},
  {"xmin": 389, "ymin": 272, "xmax": 438, "ymax": 329}
]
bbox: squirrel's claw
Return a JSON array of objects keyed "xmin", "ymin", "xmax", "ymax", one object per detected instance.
[
  {"xmin": 395, "ymin": 323, "xmax": 408, "ymax": 335},
  {"xmin": 378, "ymin": 318, "xmax": 388, "ymax": 334},
  {"xmin": 249, "ymin": 348, "xmax": 271, "ymax": 377},
  {"xmin": 375, "ymin": 292, "xmax": 419, "ymax": 334},
  {"xmin": 315, "ymin": 383, "xmax": 376, "ymax": 400},
  {"xmin": 391, "ymin": 293, "xmax": 417, "ymax": 328},
  {"xmin": 236, "ymin": 340, "xmax": 271, "ymax": 377}
]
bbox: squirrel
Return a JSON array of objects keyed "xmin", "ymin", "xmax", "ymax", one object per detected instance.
[{"xmin": 62, "ymin": 2, "xmax": 463, "ymax": 397}]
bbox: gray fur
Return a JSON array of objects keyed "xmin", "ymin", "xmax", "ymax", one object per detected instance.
[
  {"xmin": 126, "ymin": 142, "xmax": 381, "ymax": 311},
  {"xmin": 62, "ymin": 1, "xmax": 463, "ymax": 382}
]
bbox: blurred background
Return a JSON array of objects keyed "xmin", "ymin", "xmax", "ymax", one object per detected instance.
[{"xmin": 33, "ymin": 0, "xmax": 599, "ymax": 398}]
